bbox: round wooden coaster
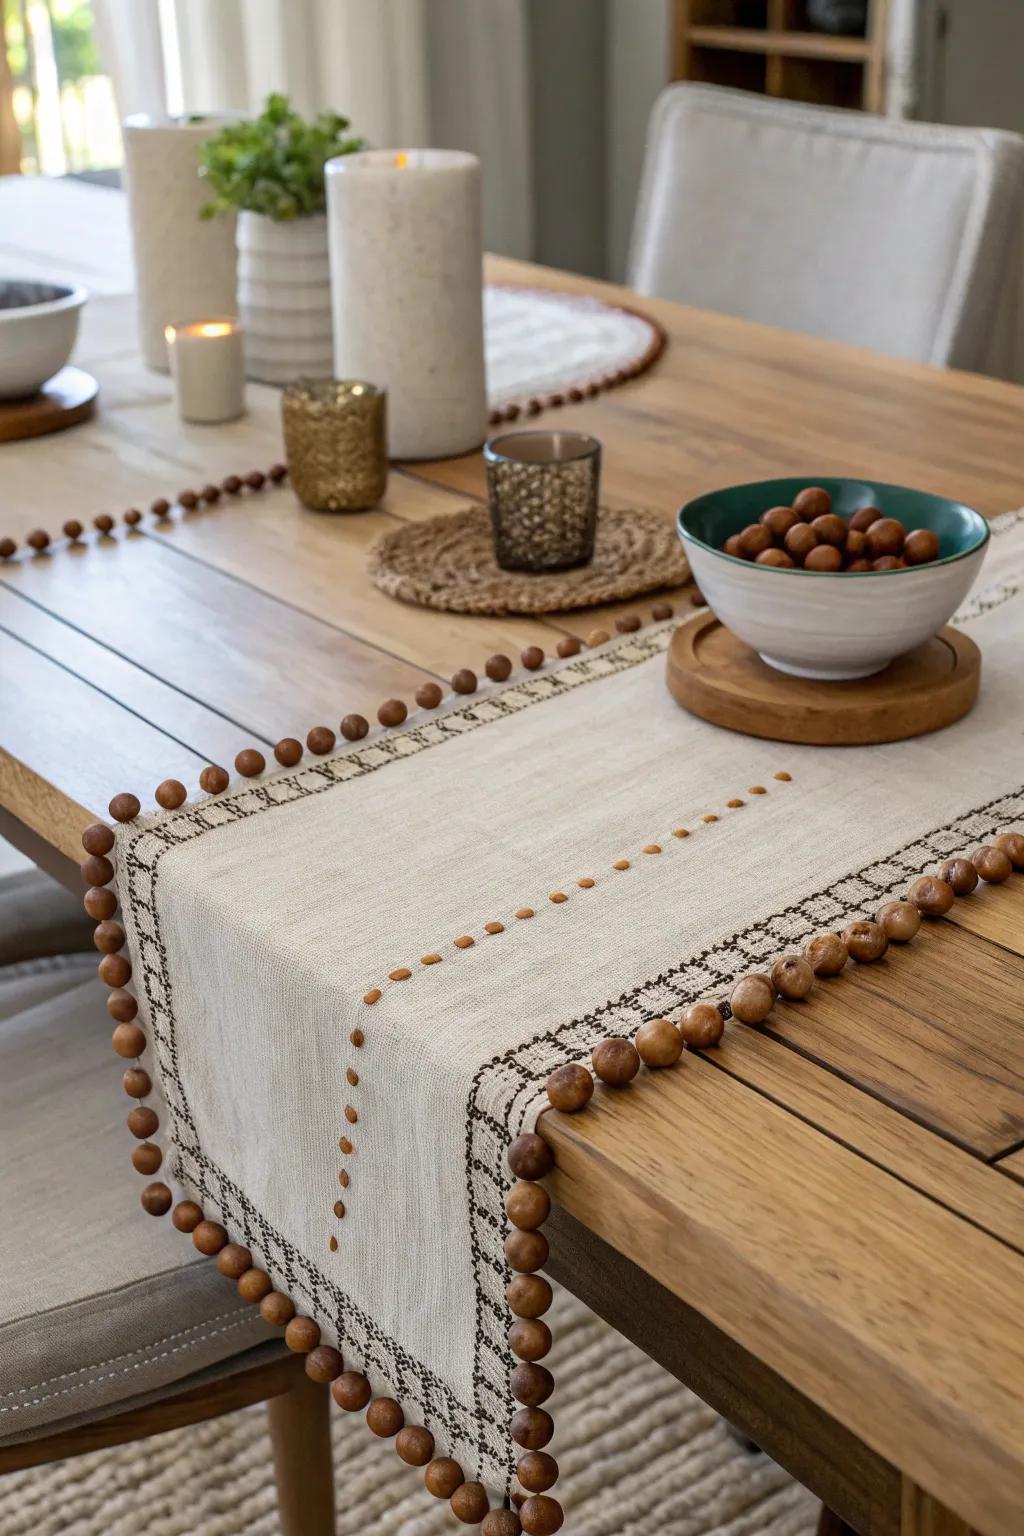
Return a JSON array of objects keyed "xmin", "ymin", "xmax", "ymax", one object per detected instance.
[
  {"xmin": 666, "ymin": 613, "xmax": 981, "ymax": 745},
  {"xmin": 0, "ymin": 367, "xmax": 98, "ymax": 443}
]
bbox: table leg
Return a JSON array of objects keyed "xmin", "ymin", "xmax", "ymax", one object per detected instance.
[
  {"xmin": 901, "ymin": 1479, "xmax": 976, "ymax": 1536},
  {"xmin": 267, "ymin": 1370, "xmax": 336, "ymax": 1536}
]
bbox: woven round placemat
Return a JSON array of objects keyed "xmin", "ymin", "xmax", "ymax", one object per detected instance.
[{"xmin": 370, "ymin": 505, "xmax": 689, "ymax": 615}]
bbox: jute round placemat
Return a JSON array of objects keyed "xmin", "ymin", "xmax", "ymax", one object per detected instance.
[{"xmin": 370, "ymin": 506, "xmax": 689, "ymax": 615}]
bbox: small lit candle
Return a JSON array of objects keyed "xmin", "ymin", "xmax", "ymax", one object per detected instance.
[{"xmin": 165, "ymin": 319, "xmax": 245, "ymax": 424}]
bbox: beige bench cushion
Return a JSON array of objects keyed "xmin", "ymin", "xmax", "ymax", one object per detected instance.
[{"xmin": 0, "ymin": 954, "xmax": 277, "ymax": 1446}]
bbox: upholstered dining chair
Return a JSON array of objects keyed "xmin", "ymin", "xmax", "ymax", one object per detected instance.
[{"xmin": 628, "ymin": 83, "xmax": 1024, "ymax": 372}]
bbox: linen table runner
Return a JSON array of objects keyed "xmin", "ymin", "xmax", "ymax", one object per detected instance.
[{"xmin": 115, "ymin": 512, "xmax": 1024, "ymax": 1493}]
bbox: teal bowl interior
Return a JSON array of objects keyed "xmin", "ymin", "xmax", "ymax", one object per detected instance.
[{"xmin": 678, "ymin": 477, "xmax": 988, "ymax": 572}]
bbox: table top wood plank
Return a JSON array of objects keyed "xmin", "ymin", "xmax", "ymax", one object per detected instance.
[
  {"xmin": 997, "ymin": 1149, "xmax": 1024, "ymax": 1180},
  {"xmin": 943, "ymin": 877, "xmax": 1024, "ymax": 957}
]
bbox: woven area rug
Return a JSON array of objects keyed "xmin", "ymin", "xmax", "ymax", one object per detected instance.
[{"xmin": 1, "ymin": 1288, "xmax": 816, "ymax": 1536}]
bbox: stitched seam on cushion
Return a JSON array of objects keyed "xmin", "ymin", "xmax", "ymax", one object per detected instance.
[
  {"xmin": 0, "ymin": 1314, "xmax": 260, "ymax": 1413},
  {"xmin": 0, "ymin": 1305, "xmax": 249, "ymax": 1400}
]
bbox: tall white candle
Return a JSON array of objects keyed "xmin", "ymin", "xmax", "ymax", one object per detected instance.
[
  {"xmin": 325, "ymin": 149, "xmax": 487, "ymax": 460},
  {"xmin": 165, "ymin": 320, "xmax": 246, "ymax": 424}
]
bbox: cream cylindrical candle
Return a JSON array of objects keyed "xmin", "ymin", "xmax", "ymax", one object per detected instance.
[
  {"xmin": 165, "ymin": 320, "xmax": 245, "ymax": 424},
  {"xmin": 325, "ymin": 149, "xmax": 486, "ymax": 460}
]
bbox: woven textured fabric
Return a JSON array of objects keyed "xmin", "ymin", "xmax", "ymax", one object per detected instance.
[{"xmin": 115, "ymin": 514, "xmax": 1024, "ymax": 1492}]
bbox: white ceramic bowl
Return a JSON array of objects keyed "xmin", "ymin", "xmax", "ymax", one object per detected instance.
[
  {"xmin": 0, "ymin": 280, "xmax": 87, "ymax": 398},
  {"xmin": 678, "ymin": 477, "xmax": 990, "ymax": 681}
]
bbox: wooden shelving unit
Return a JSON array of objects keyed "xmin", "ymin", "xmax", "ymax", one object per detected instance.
[{"xmin": 671, "ymin": 1, "xmax": 889, "ymax": 113}]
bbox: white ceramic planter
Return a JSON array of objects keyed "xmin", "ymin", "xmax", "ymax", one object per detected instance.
[{"xmin": 236, "ymin": 212, "xmax": 333, "ymax": 384}]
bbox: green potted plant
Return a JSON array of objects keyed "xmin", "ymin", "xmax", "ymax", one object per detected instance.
[{"xmin": 199, "ymin": 94, "xmax": 366, "ymax": 383}]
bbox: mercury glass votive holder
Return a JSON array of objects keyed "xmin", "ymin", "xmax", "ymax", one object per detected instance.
[
  {"xmin": 282, "ymin": 379, "xmax": 387, "ymax": 512},
  {"xmin": 484, "ymin": 431, "xmax": 601, "ymax": 572}
]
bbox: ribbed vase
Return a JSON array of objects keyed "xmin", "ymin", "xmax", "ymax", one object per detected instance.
[{"xmin": 236, "ymin": 211, "xmax": 333, "ymax": 385}]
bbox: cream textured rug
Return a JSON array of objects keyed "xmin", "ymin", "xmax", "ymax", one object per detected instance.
[{"xmin": 2, "ymin": 1289, "xmax": 817, "ymax": 1536}]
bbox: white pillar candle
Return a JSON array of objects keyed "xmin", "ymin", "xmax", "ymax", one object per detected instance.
[
  {"xmin": 165, "ymin": 320, "xmax": 246, "ymax": 424},
  {"xmin": 325, "ymin": 149, "xmax": 487, "ymax": 460}
]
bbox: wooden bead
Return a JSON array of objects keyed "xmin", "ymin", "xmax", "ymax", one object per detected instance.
[
  {"xmin": 285, "ymin": 1315, "xmax": 321, "ymax": 1352},
  {"xmin": 586, "ymin": 628, "xmax": 610, "ymax": 647},
  {"xmin": 517, "ymin": 1451, "xmax": 558, "ymax": 1493},
  {"xmin": 235, "ymin": 748, "xmax": 265, "ymax": 777},
  {"xmin": 614, "ymin": 612, "xmax": 641, "ymax": 633},
  {"xmin": 192, "ymin": 1219, "xmax": 227, "ymax": 1255},
  {"xmin": 771, "ymin": 955, "xmax": 814, "ymax": 1000},
  {"xmin": 172, "ymin": 1200, "xmax": 203, "ymax": 1232},
  {"xmin": 377, "ymin": 699, "xmax": 408, "ymax": 727},
  {"xmin": 511, "ymin": 1407, "xmax": 553, "ymax": 1449},
  {"xmin": 269, "ymin": 462, "xmax": 288, "ymax": 482},
  {"xmin": 876, "ymin": 899, "xmax": 921, "ymax": 942},
  {"xmin": 511, "ymin": 1362, "xmax": 554, "ymax": 1406},
  {"xmin": 155, "ymin": 779, "xmax": 187, "ymax": 810},
  {"xmin": 27, "ymin": 528, "xmax": 50, "ymax": 551},
  {"xmin": 635, "ymin": 1017, "xmax": 683, "ymax": 1067},
  {"xmin": 736, "ymin": 523, "xmax": 772, "ymax": 560},
  {"xmin": 94, "ymin": 920, "xmax": 126, "ymax": 954},
  {"xmin": 508, "ymin": 1133, "xmax": 554, "ymax": 1180},
  {"xmin": 305, "ymin": 1345, "xmax": 343, "ymax": 1383},
  {"xmin": 259, "ymin": 1289, "xmax": 296, "ymax": 1326},
  {"xmin": 141, "ymin": 1182, "xmax": 172, "ymax": 1216},
  {"xmin": 651, "ymin": 601, "xmax": 674, "ymax": 621},
  {"xmin": 805, "ymin": 544, "xmax": 842, "ymax": 572},
  {"xmin": 99, "ymin": 953, "xmax": 131, "ymax": 987},
  {"xmin": 793, "ymin": 486, "xmax": 831, "ymax": 519},
  {"xmin": 82, "ymin": 821, "xmax": 114, "ymax": 856},
  {"xmin": 520, "ymin": 1495, "xmax": 564, "ymax": 1535},
  {"xmin": 108, "ymin": 990, "xmax": 138, "ymax": 1023},
  {"xmin": 756, "ymin": 547, "xmax": 794, "ymax": 568},
  {"xmin": 124, "ymin": 508, "xmax": 143, "ymax": 525},
  {"xmin": 151, "ymin": 497, "xmax": 171, "ymax": 516},
  {"xmin": 396, "ymin": 1425, "xmax": 435, "ymax": 1465},
  {"xmin": 521, "ymin": 646, "xmax": 545, "ymax": 670},
  {"xmin": 332, "ymin": 1370, "xmax": 372, "ymax": 1411},
  {"xmin": 849, "ymin": 504, "xmax": 881, "ymax": 531},
  {"xmin": 366, "ymin": 1397, "xmax": 404, "ymax": 1436},
  {"xmin": 994, "ymin": 831, "xmax": 1024, "ymax": 869},
  {"xmin": 451, "ymin": 1482, "xmax": 490, "ymax": 1524},
  {"xmin": 843, "ymin": 919, "xmax": 888, "ymax": 963},
  {"xmin": 509, "ymin": 1319, "xmax": 551, "ymax": 1360},
  {"xmin": 122, "ymin": 1066, "xmax": 151, "ymax": 1097},
  {"xmin": 178, "ymin": 490, "xmax": 198, "ymax": 509},
  {"xmin": 555, "ymin": 635, "xmax": 581, "ymax": 658},
  {"xmin": 94, "ymin": 513, "xmax": 115, "ymax": 534},
  {"xmin": 112, "ymin": 1021, "xmax": 145, "ymax": 1058},
  {"xmin": 222, "ymin": 476, "xmax": 242, "ymax": 494},
  {"xmin": 306, "ymin": 725, "xmax": 336, "ymax": 755},
  {"xmin": 132, "ymin": 1142, "xmax": 162, "ymax": 1175},
  {"xmin": 678, "ymin": 1001, "xmax": 724, "ymax": 1049},
  {"xmin": 86, "ymin": 886, "xmax": 117, "ymax": 921},
  {"xmin": 200, "ymin": 764, "xmax": 230, "ymax": 794},
  {"xmin": 803, "ymin": 932, "xmax": 849, "ymax": 975},
  {"xmin": 201, "ymin": 485, "xmax": 221, "ymax": 502},
  {"xmin": 505, "ymin": 1182, "xmax": 551, "ymax": 1231},
  {"xmin": 425, "ymin": 1458, "xmax": 465, "ymax": 1499},
  {"xmin": 729, "ymin": 974, "xmax": 775, "ymax": 1025},
  {"xmin": 416, "ymin": 682, "xmax": 444, "ymax": 709},
  {"xmin": 451, "ymin": 668, "xmax": 478, "ymax": 694},
  {"xmin": 904, "ymin": 528, "xmax": 940, "ymax": 565},
  {"xmin": 238, "ymin": 1268, "xmax": 274, "ymax": 1303},
  {"xmin": 81, "ymin": 853, "xmax": 114, "ymax": 886},
  {"xmin": 0, "ymin": 536, "xmax": 16, "ymax": 558},
  {"xmin": 274, "ymin": 738, "xmax": 303, "ymax": 767},
  {"xmin": 486, "ymin": 654, "xmax": 513, "ymax": 682},
  {"xmin": 109, "ymin": 792, "xmax": 141, "ymax": 822},
  {"xmin": 217, "ymin": 1243, "xmax": 253, "ymax": 1279},
  {"xmin": 245, "ymin": 470, "xmax": 266, "ymax": 490},
  {"xmin": 127, "ymin": 1104, "xmax": 158, "ymax": 1139},
  {"xmin": 505, "ymin": 1228, "xmax": 549, "ymax": 1273},
  {"xmin": 341, "ymin": 713, "xmax": 369, "ymax": 741},
  {"xmin": 971, "ymin": 845, "xmax": 1013, "ymax": 884},
  {"xmin": 591, "ymin": 1037, "xmax": 640, "ymax": 1085},
  {"xmin": 866, "ymin": 517, "xmax": 905, "ymax": 558},
  {"xmin": 483, "ymin": 1511, "xmax": 522, "ymax": 1536},
  {"xmin": 908, "ymin": 875, "xmax": 955, "ymax": 916},
  {"xmin": 507, "ymin": 1274, "xmax": 552, "ymax": 1319},
  {"xmin": 545, "ymin": 1062, "xmax": 593, "ymax": 1113}
]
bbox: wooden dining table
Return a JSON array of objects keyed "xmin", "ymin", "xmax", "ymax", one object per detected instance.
[{"xmin": 2, "ymin": 252, "xmax": 1024, "ymax": 1536}]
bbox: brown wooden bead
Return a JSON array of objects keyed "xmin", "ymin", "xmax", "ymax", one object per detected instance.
[
  {"xmin": 201, "ymin": 485, "xmax": 221, "ymax": 502},
  {"xmin": 200, "ymin": 764, "xmax": 230, "ymax": 794},
  {"xmin": 804, "ymin": 543, "xmax": 842, "ymax": 572},
  {"xmin": 939, "ymin": 857, "xmax": 979, "ymax": 896},
  {"xmin": 396, "ymin": 1425, "xmax": 435, "ymax": 1465},
  {"xmin": 872, "ymin": 555, "xmax": 905, "ymax": 570},
  {"xmin": 792, "ymin": 486, "xmax": 830, "ymax": 519},
  {"xmin": 592, "ymin": 1037, "xmax": 640, "ymax": 1086},
  {"xmin": 112, "ymin": 1020, "xmax": 145, "ymax": 1057},
  {"xmin": 517, "ymin": 1451, "xmax": 558, "ymax": 1494},
  {"xmin": 124, "ymin": 508, "xmax": 143, "ymax": 526},
  {"xmin": 651, "ymin": 600, "xmax": 674, "ymax": 621},
  {"xmin": 735, "ymin": 523, "xmax": 772, "ymax": 560},
  {"xmin": 756, "ymin": 547, "xmax": 794, "ymax": 568},
  {"xmin": 155, "ymin": 778, "xmax": 187, "ymax": 810},
  {"xmin": 678, "ymin": 1001, "xmax": 724, "ymax": 1049},
  {"xmin": 132, "ymin": 1142, "xmax": 162, "ymax": 1175},
  {"xmin": 260, "ymin": 1290, "xmax": 296, "ymax": 1326},
  {"xmin": 216, "ymin": 1244, "xmax": 253, "ymax": 1279},
  {"xmin": 844, "ymin": 528, "xmax": 867, "ymax": 557},
  {"xmin": 108, "ymin": 990, "xmax": 138, "ymax": 1023},
  {"xmin": 82, "ymin": 821, "xmax": 114, "ymax": 856},
  {"xmin": 235, "ymin": 748, "xmax": 265, "ymax": 777},
  {"xmin": 99, "ymin": 952, "xmax": 131, "ymax": 987},
  {"xmin": 221, "ymin": 476, "xmax": 242, "ymax": 494},
  {"xmin": 245, "ymin": 470, "xmax": 266, "ymax": 490},
  {"xmin": 377, "ymin": 698, "xmax": 408, "ymax": 727},
  {"xmin": 729, "ymin": 974, "xmax": 775, "ymax": 1025},
  {"xmin": 141, "ymin": 1182, "xmax": 172, "ymax": 1216},
  {"xmin": 451, "ymin": 1482, "xmax": 490, "ymax": 1524},
  {"xmin": 451, "ymin": 668, "xmax": 478, "ymax": 694},
  {"xmin": 971, "ymin": 845, "xmax": 1013, "ymax": 884},
  {"xmin": 505, "ymin": 1228, "xmax": 549, "ymax": 1273},
  {"xmin": 512, "ymin": 1408, "xmax": 553, "ymax": 1450},
  {"xmin": 306, "ymin": 725, "xmax": 336, "ymax": 755},
  {"xmin": 269, "ymin": 462, "xmax": 288, "ymax": 483},
  {"xmin": 555, "ymin": 635, "xmax": 581, "ymax": 658},
  {"xmin": 509, "ymin": 1319, "xmax": 551, "ymax": 1360},
  {"xmin": 511, "ymin": 1362, "xmax": 554, "ymax": 1406},
  {"xmin": 366, "ymin": 1396, "xmax": 404, "ymax": 1436},
  {"xmin": 614, "ymin": 611, "xmax": 642, "ymax": 632},
  {"xmin": 305, "ymin": 1345, "xmax": 343, "ymax": 1383},
  {"xmin": 908, "ymin": 875, "xmax": 955, "ymax": 916},
  {"xmin": 507, "ymin": 1274, "xmax": 553, "ymax": 1319},
  {"xmin": 483, "ymin": 1511, "xmax": 522, "ymax": 1536},
  {"xmin": 172, "ymin": 1200, "xmax": 203, "ymax": 1232},
  {"xmin": 274, "ymin": 738, "xmax": 303, "ymax": 767},
  {"xmin": 505, "ymin": 1182, "xmax": 551, "ymax": 1231},
  {"xmin": 192, "ymin": 1219, "xmax": 227, "ymax": 1255},
  {"xmin": 94, "ymin": 920, "xmax": 126, "ymax": 954},
  {"xmin": 81, "ymin": 853, "xmax": 114, "ymax": 887},
  {"xmin": 810, "ymin": 513, "xmax": 847, "ymax": 548},
  {"xmin": 585, "ymin": 627, "xmax": 610, "ymax": 647},
  {"xmin": 784, "ymin": 522, "xmax": 818, "ymax": 563},
  {"xmin": 0, "ymin": 536, "xmax": 17, "ymax": 558},
  {"xmin": 994, "ymin": 831, "xmax": 1024, "ymax": 869},
  {"xmin": 519, "ymin": 1495, "xmax": 564, "ymax": 1535},
  {"xmin": 122, "ymin": 1066, "xmax": 151, "ymax": 1098},
  {"xmin": 332, "ymin": 1370, "xmax": 371, "ymax": 1411},
  {"xmin": 904, "ymin": 527, "xmax": 940, "ymax": 565},
  {"xmin": 416, "ymin": 681, "xmax": 444, "ymax": 709},
  {"xmin": 635, "ymin": 1016, "xmax": 683, "ymax": 1067},
  {"xmin": 341, "ymin": 713, "xmax": 369, "ymax": 741},
  {"xmin": 94, "ymin": 513, "xmax": 115, "ymax": 534},
  {"xmin": 508, "ymin": 1133, "xmax": 554, "ymax": 1181},
  {"xmin": 484, "ymin": 921, "xmax": 505, "ymax": 934},
  {"xmin": 127, "ymin": 1104, "xmax": 158, "ymax": 1139},
  {"xmin": 285, "ymin": 1315, "xmax": 321, "ymax": 1352},
  {"xmin": 771, "ymin": 955, "xmax": 814, "ymax": 1000},
  {"xmin": 151, "ymin": 497, "xmax": 171, "ymax": 516},
  {"xmin": 843, "ymin": 919, "xmax": 888, "ymax": 963},
  {"xmin": 545, "ymin": 1062, "xmax": 593, "ymax": 1113},
  {"xmin": 27, "ymin": 528, "xmax": 51, "ymax": 551},
  {"xmin": 876, "ymin": 899, "xmax": 921, "ymax": 942},
  {"xmin": 521, "ymin": 646, "xmax": 545, "ymax": 670},
  {"xmin": 425, "ymin": 1458, "xmax": 465, "ymax": 1499},
  {"xmin": 86, "ymin": 887, "xmax": 118, "ymax": 922},
  {"xmin": 486, "ymin": 654, "xmax": 513, "ymax": 682},
  {"xmin": 109, "ymin": 792, "xmax": 141, "ymax": 823},
  {"xmin": 866, "ymin": 517, "xmax": 905, "ymax": 559},
  {"xmin": 344, "ymin": 1104, "xmax": 358, "ymax": 1124},
  {"xmin": 803, "ymin": 932, "xmax": 849, "ymax": 975},
  {"xmin": 849, "ymin": 504, "xmax": 881, "ymax": 532},
  {"xmin": 238, "ymin": 1268, "xmax": 274, "ymax": 1303},
  {"xmin": 178, "ymin": 490, "xmax": 198, "ymax": 509}
]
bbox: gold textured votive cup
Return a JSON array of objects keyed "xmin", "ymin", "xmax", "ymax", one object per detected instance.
[
  {"xmin": 282, "ymin": 379, "xmax": 387, "ymax": 512},
  {"xmin": 484, "ymin": 430, "xmax": 601, "ymax": 572}
]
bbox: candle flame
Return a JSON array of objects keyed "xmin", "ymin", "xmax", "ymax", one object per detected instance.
[
  {"xmin": 395, "ymin": 151, "xmax": 408, "ymax": 169},
  {"xmin": 198, "ymin": 322, "xmax": 234, "ymax": 338},
  {"xmin": 165, "ymin": 321, "xmax": 235, "ymax": 342}
]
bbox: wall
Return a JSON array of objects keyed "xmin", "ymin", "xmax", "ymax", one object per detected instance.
[{"xmin": 605, "ymin": 0, "xmax": 669, "ymax": 281}]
